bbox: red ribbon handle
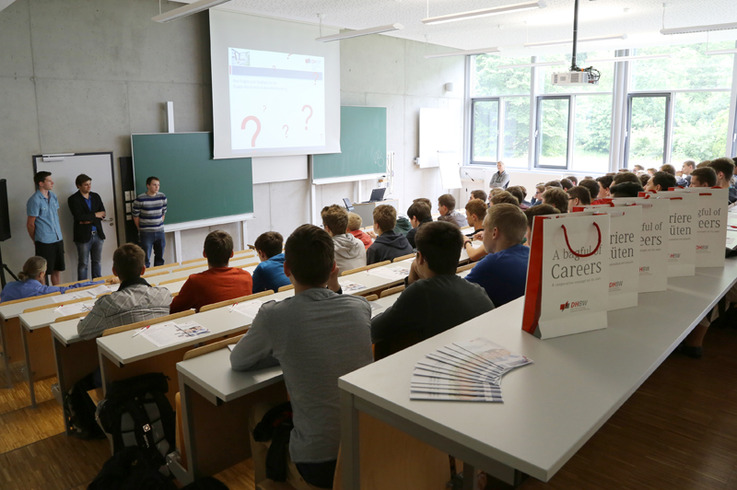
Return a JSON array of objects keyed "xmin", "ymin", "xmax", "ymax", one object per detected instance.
[{"xmin": 561, "ymin": 222, "xmax": 602, "ymax": 258}]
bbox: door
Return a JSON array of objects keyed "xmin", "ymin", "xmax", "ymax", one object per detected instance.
[{"xmin": 33, "ymin": 152, "xmax": 119, "ymax": 284}]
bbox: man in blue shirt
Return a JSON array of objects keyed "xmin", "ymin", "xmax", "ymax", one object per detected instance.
[
  {"xmin": 252, "ymin": 231, "xmax": 290, "ymax": 292},
  {"xmin": 26, "ymin": 171, "xmax": 64, "ymax": 285},
  {"xmin": 465, "ymin": 203, "xmax": 529, "ymax": 307}
]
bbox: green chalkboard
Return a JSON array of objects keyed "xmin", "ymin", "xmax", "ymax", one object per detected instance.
[
  {"xmin": 312, "ymin": 106, "xmax": 386, "ymax": 181},
  {"xmin": 131, "ymin": 133, "xmax": 253, "ymax": 226}
]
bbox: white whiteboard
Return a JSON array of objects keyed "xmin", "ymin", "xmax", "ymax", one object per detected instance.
[
  {"xmin": 33, "ymin": 152, "xmax": 119, "ymax": 284},
  {"xmin": 417, "ymin": 108, "xmax": 457, "ymax": 168}
]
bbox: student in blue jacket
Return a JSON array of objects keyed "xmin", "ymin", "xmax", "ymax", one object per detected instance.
[{"xmin": 0, "ymin": 256, "xmax": 105, "ymax": 303}]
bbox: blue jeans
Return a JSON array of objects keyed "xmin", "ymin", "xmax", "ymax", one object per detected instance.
[
  {"xmin": 75, "ymin": 231, "xmax": 104, "ymax": 280},
  {"xmin": 140, "ymin": 230, "xmax": 165, "ymax": 268}
]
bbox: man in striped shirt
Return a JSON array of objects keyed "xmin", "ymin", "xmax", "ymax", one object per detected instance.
[{"xmin": 132, "ymin": 176, "xmax": 167, "ymax": 267}]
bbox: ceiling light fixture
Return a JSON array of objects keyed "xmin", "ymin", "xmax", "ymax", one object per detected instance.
[
  {"xmin": 660, "ymin": 22, "xmax": 737, "ymax": 35},
  {"xmin": 524, "ymin": 34, "xmax": 626, "ymax": 48},
  {"xmin": 152, "ymin": 0, "xmax": 230, "ymax": 23},
  {"xmin": 424, "ymin": 47, "xmax": 500, "ymax": 59},
  {"xmin": 422, "ymin": 1, "xmax": 540, "ymax": 25},
  {"xmin": 586, "ymin": 54, "xmax": 672, "ymax": 63},
  {"xmin": 316, "ymin": 23, "xmax": 403, "ymax": 42},
  {"xmin": 706, "ymin": 48, "xmax": 737, "ymax": 55},
  {"xmin": 496, "ymin": 61, "xmax": 564, "ymax": 69}
]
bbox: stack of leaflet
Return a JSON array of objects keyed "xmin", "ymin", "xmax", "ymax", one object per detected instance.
[{"xmin": 411, "ymin": 337, "xmax": 532, "ymax": 402}]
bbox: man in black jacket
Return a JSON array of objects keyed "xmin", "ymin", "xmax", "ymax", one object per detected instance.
[{"xmin": 68, "ymin": 174, "xmax": 106, "ymax": 280}]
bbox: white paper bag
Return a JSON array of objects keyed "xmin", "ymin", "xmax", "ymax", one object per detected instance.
[{"xmin": 671, "ymin": 187, "xmax": 727, "ymax": 267}]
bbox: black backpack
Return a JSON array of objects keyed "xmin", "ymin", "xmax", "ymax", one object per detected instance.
[{"xmin": 96, "ymin": 373, "xmax": 176, "ymax": 467}]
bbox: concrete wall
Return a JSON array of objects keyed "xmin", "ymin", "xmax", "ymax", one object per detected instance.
[{"xmin": 0, "ymin": 0, "xmax": 464, "ymax": 280}]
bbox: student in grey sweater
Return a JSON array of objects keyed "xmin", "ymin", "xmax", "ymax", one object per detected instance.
[
  {"xmin": 320, "ymin": 204, "xmax": 366, "ymax": 273},
  {"xmin": 230, "ymin": 224, "xmax": 372, "ymax": 489},
  {"xmin": 371, "ymin": 221, "xmax": 494, "ymax": 358}
]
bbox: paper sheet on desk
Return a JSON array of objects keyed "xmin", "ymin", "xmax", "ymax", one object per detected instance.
[
  {"xmin": 338, "ymin": 279, "xmax": 367, "ymax": 293},
  {"xmin": 366, "ymin": 264, "xmax": 410, "ymax": 281},
  {"xmin": 410, "ymin": 337, "xmax": 532, "ymax": 402},
  {"xmin": 140, "ymin": 320, "xmax": 211, "ymax": 347},
  {"xmin": 53, "ymin": 302, "xmax": 94, "ymax": 316},
  {"xmin": 229, "ymin": 300, "xmax": 264, "ymax": 323}
]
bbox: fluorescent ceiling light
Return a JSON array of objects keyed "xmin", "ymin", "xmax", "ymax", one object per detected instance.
[
  {"xmin": 660, "ymin": 22, "xmax": 737, "ymax": 35},
  {"xmin": 706, "ymin": 49, "xmax": 737, "ymax": 55},
  {"xmin": 316, "ymin": 23, "xmax": 403, "ymax": 42},
  {"xmin": 422, "ymin": 1, "xmax": 540, "ymax": 25},
  {"xmin": 152, "ymin": 0, "xmax": 229, "ymax": 23},
  {"xmin": 424, "ymin": 47, "xmax": 500, "ymax": 59},
  {"xmin": 524, "ymin": 34, "xmax": 626, "ymax": 48},
  {"xmin": 586, "ymin": 54, "xmax": 672, "ymax": 63},
  {"xmin": 496, "ymin": 61, "xmax": 564, "ymax": 69}
]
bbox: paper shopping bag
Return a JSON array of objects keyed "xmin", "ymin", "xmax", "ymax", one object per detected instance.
[
  {"xmin": 670, "ymin": 187, "xmax": 727, "ymax": 267},
  {"xmin": 640, "ymin": 191, "xmax": 698, "ymax": 277},
  {"xmin": 577, "ymin": 203, "xmax": 642, "ymax": 310},
  {"xmin": 522, "ymin": 212, "xmax": 610, "ymax": 339}
]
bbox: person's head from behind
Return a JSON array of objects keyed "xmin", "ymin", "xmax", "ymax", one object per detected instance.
[
  {"xmin": 639, "ymin": 173, "xmax": 651, "ymax": 187},
  {"xmin": 464, "ymin": 199, "xmax": 487, "ymax": 229},
  {"xmin": 413, "ymin": 197, "xmax": 432, "ymax": 208},
  {"xmin": 708, "ymin": 157, "xmax": 735, "ymax": 188},
  {"xmin": 490, "ymin": 191, "xmax": 519, "ymax": 207},
  {"xmin": 506, "ymin": 186, "xmax": 526, "ymax": 206},
  {"xmin": 19, "ymin": 256, "xmax": 47, "ymax": 282},
  {"xmin": 437, "ymin": 193, "xmax": 456, "ymax": 216},
  {"xmin": 346, "ymin": 212, "xmax": 362, "ymax": 232},
  {"xmin": 407, "ymin": 201, "xmax": 431, "ymax": 228},
  {"xmin": 645, "ymin": 171, "xmax": 677, "ymax": 192},
  {"xmin": 34, "ymin": 171, "xmax": 53, "ymax": 191},
  {"xmin": 470, "ymin": 189, "xmax": 487, "ymax": 203},
  {"xmin": 578, "ymin": 179, "xmax": 599, "ymax": 203},
  {"xmin": 483, "ymin": 203, "xmax": 527, "ymax": 254},
  {"xmin": 542, "ymin": 187, "xmax": 569, "ymax": 214},
  {"xmin": 660, "ymin": 164, "xmax": 676, "ymax": 176},
  {"xmin": 559, "ymin": 178, "xmax": 574, "ymax": 191},
  {"xmin": 203, "ymin": 230, "xmax": 234, "ymax": 267},
  {"xmin": 146, "ymin": 176, "xmax": 160, "ymax": 194},
  {"xmin": 567, "ymin": 186, "xmax": 591, "ymax": 212},
  {"xmin": 565, "ymin": 175, "xmax": 578, "ymax": 186},
  {"xmin": 633, "ymin": 164, "xmax": 645, "ymax": 174},
  {"xmin": 75, "ymin": 173, "xmax": 92, "ymax": 193},
  {"xmin": 284, "ymin": 224, "xmax": 334, "ymax": 288},
  {"xmin": 609, "ymin": 181, "xmax": 644, "ymax": 198},
  {"xmin": 690, "ymin": 167, "xmax": 717, "ymax": 188},
  {"xmin": 321, "ymin": 204, "xmax": 349, "ymax": 236},
  {"xmin": 113, "ymin": 244, "xmax": 146, "ymax": 282},
  {"xmin": 682, "ymin": 160, "xmax": 695, "ymax": 175},
  {"xmin": 545, "ymin": 180, "xmax": 562, "ymax": 189},
  {"xmin": 373, "ymin": 204, "xmax": 397, "ymax": 235},
  {"xmin": 523, "ymin": 204, "xmax": 559, "ymax": 244},
  {"xmin": 613, "ymin": 172, "xmax": 640, "ymax": 185},
  {"xmin": 414, "ymin": 221, "xmax": 463, "ymax": 277},
  {"xmin": 595, "ymin": 175, "xmax": 614, "ymax": 199},
  {"xmin": 254, "ymin": 231, "xmax": 283, "ymax": 261}
]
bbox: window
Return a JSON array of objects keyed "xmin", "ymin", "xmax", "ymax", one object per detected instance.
[{"xmin": 626, "ymin": 94, "xmax": 669, "ymax": 168}]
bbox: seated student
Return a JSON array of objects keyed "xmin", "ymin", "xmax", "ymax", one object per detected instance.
[
  {"xmin": 469, "ymin": 189, "xmax": 487, "ymax": 203},
  {"xmin": 689, "ymin": 166, "xmax": 717, "ymax": 188},
  {"xmin": 638, "ymin": 173, "xmax": 651, "ymax": 188},
  {"xmin": 565, "ymin": 175, "xmax": 578, "ymax": 186},
  {"xmin": 579, "ymin": 179, "xmax": 600, "ymax": 205},
  {"xmin": 541, "ymin": 187, "xmax": 569, "ymax": 214},
  {"xmin": 707, "ymin": 157, "xmax": 737, "ymax": 203},
  {"xmin": 437, "ymin": 194, "xmax": 467, "ymax": 228},
  {"xmin": 559, "ymin": 178, "xmax": 574, "ymax": 191},
  {"xmin": 677, "ymin": 160, "xmax": 696, "ymax": 187},
  {"xmin": 529, "ymin": 183, "xmax": 546, "ymax": 206},
  {"xmin": 660, "ymin": 164, "xmax": 677, "ymax": 176},
  {"xmin": 523, "ymin": 204, "xmax": 559, "ymax": 245},
  {"xmin": 463, "ymin": 198, "xmax": 490, "ymax": 262},
  {"xmin": 367, "ymin": 205, "xmax": 414, "ymax": 264},
  {"xmin": 347, "ymin": 212, "xmax": 373, "ymax": 249},
  {"xmin": 0, "ymin": 256, "xmax": 106, "ymax": 303},
  {"xmin": 644, "ymin": 171, "xmax": 677, "ymax": 193},
  {"xmin": 252, "ymin": 231, "xmax": 291, "ymax": 293},
  {"xmin": 610, "ymin": 181, "xmax": 644, "ymax": 198},
  {"xmin": 321, "ymin": 204, "xmax": 366, "ymax": 273},
  {"xmin": 371, "ymin": 221, "xmax": 493, "ymax": 357},
  {"xmin": 230, "ymin": 224, "xmax": 372, "ymax": 489},
  {"xmin": 465, "ymin": 204, "xmax": 529, "ymax": 307},
  {"xmin": 506, "ymin": 186, "xmax": 528, "ymax": 209},
  {"xmin": 78, "ymin": 243, "xmax": 172, "ymax": 340},
  {"xmin": 544, "ymin": 180, "xmax": 562, "ymax": 189},
  {"xmin": 567, "ymin": 185, "xmax": 592, "ymax": 212},
  {"xmin": 613, "ymin": 172, "xmax": 640, "ymax": 185},
  {"xmin": 405, "ymin": 201, "xmax": 433, "ymax": 249},
  {"xmin": 170, "ymin": 230, "xmax": 253, "ymax": 313},
  {"xmin": 490, "ymin": 190, "xmax": 519, "ymax": 207},
  {"xmin": 594, "ymin": 175, "xmax": 614, "ymax": 202}
]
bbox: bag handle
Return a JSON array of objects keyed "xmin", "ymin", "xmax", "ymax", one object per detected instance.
[{"xmin": 561, "ymin": 222, "xmax": 602, "ymax": 258}]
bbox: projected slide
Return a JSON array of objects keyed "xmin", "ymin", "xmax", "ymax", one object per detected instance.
[{"xmin": 229, "ymin": 48, "xmax": 325, "ymax": 150}]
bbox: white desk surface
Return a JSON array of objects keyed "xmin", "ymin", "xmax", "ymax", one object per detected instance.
[
  {"xmin": 96, "ymin": 289, "xmax": 294, "ymax": 366},
  {"xmin": 177, "ymin": 348, "xmax": 284, "ymax": 405},
  {"xmin": 339, "ymin": 260, "xmax": 737, "ymax": 483}
]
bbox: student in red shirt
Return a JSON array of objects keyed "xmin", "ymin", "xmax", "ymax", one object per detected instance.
[{"xmin": 170, "ymin": 230, "xmax": 253, "ymax": 313}]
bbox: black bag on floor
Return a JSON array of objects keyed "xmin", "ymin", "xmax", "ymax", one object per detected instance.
[
  {"xmin": 253, "ymin": 401, "xmax": 293, "ymax": 482},
  {"xmin": 88, "ymin": 446, "xmax": 177, "ymax": 490},
  {"xmin": 64, "ymin": 382, "xmax": 105, "ymax": 439},
  {"xmin": 96, "ymin": 372, "xmax": 176, "ymax": 467}
]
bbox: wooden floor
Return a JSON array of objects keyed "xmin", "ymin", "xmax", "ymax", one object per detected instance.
[{"xmin": 1, "ymin": 324, "xmax": 736, "ymax": 489}]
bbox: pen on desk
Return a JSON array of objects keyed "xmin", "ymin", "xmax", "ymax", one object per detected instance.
[
  {"xmin": 229, "ymin": 303, "xmax": 238, "ymax": 312},
  {"xmin": 132, "ymin": 325, "xmax": 151, "ymax": 337}
]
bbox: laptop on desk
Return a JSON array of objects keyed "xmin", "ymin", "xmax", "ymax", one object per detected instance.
[{"xmin": 368, "ymin": 188, "xmax": 386, "ymax": 202}]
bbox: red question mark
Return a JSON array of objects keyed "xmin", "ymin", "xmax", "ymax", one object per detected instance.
[
  {"xmin": 313, "ymin": 72, "xmax": 319, "ymax": 85},
  {"xmin": 282, "ymin": 124, "xmax": 289, "ymax": 138},
  {"xmin": 241, "ymin": 116, "xmax": 261, "ymax": 147},
  {"xmin": 302, "ymin": 105, "xmax": 313, "ymax": 130}
]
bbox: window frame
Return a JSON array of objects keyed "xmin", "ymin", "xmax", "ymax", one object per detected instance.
[{"xmin": 624, "ymin": 92, "xmax": 672, "ymax": 168}]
